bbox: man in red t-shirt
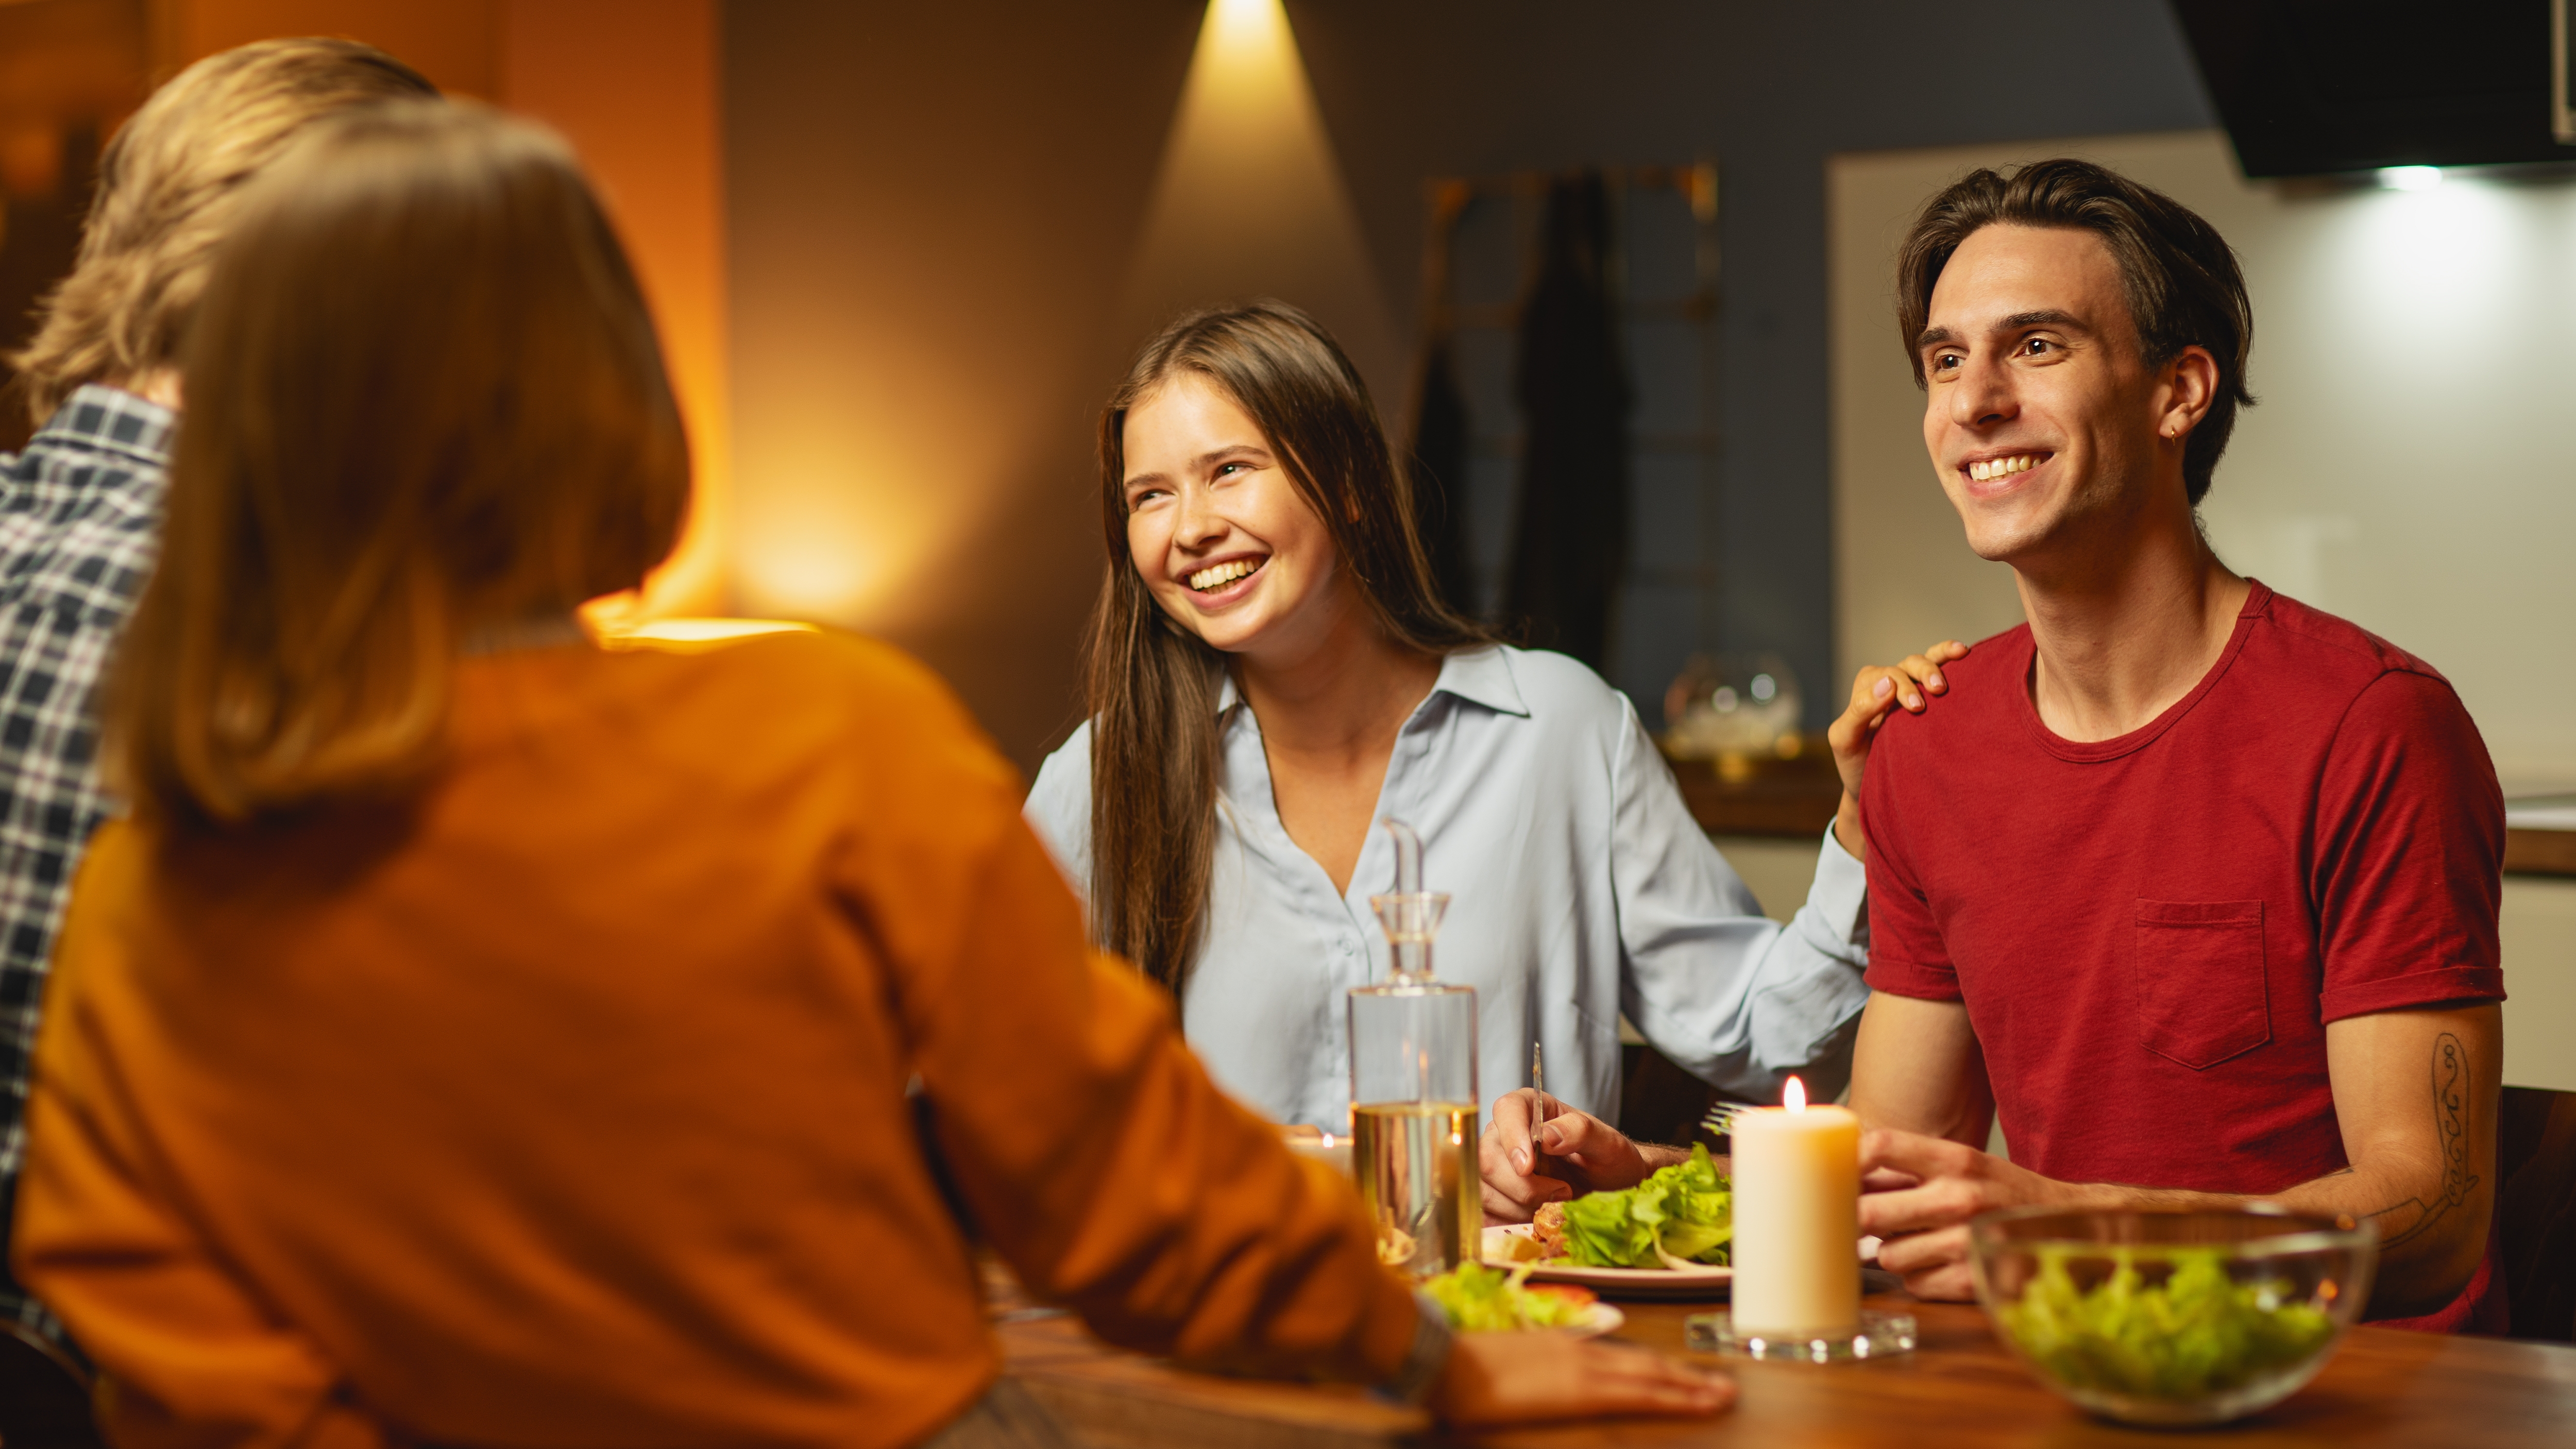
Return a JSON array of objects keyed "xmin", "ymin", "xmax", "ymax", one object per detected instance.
[
  {"xmin": 1470, "ymin": 159, "xmax": 2501, "ymax": 1333},
  {"xmin": 1847, "ymin": 160, "xmax": 2503, "ymax": 1331}
]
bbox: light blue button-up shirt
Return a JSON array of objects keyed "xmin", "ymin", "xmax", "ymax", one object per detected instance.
[{"xmin": 1023, "ymin": 645, "xmax": 1870, "ymax": 1130}]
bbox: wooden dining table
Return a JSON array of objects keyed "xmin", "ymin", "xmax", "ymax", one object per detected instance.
[{"xmin": 990, "ymin": 1272, "xmax": 2576, "ymax": 1447}]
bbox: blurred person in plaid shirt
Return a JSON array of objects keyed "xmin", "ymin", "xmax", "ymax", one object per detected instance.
[{"xmin": 0, "ymin": 38, "xmax": 434, "ymax": 1354}]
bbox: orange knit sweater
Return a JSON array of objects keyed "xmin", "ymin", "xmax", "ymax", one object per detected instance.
[{"xmin": 15, "ymin": 632, "xmax": 1416, "ymax": 1447}]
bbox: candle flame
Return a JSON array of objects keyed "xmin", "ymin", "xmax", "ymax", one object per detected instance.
[{"xmin": 1783, "ymin": 1076, "xmax": 1807, "ymax": 1112}]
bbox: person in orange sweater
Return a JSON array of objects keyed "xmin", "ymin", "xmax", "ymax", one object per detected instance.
[
  {"xmin": 9, "ymin": 101, "xmax": 1729, "ymax": 1445},
  {"xmin": 0, "ymin": 36, "xmax": 437, "ymax": 1361}
]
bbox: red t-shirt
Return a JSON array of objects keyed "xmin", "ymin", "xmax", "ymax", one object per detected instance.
[{"xmin": 1861, "ymin": 583, "xmax": 2505, "ymax": 1326}]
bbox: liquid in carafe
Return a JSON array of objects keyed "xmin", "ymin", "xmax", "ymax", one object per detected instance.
[
  {"xmin": 1347, "ymin": 820, "xmax": 1479, "ymax": 1278},
  {"xmin": 1351, "ymin": 1101, "xmax": 1477, "ymax": 1275}
]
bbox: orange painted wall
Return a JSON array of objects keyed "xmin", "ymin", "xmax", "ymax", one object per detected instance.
[
  {"xmin": 147, "ymin": 0, "xmax": 729, "ymax": 615},
  {"xmin": 499, "ymin": 0, "xmax": 728, "ymax": 617},
  {"xmin": 149, "ymin": 0, "xmax": 502, "ymax": 96}
]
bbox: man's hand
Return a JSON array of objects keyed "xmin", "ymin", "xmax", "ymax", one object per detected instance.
[
  {"xmin": 1855, "ymin": 1005, "xmax": 2503, "ymax": 1314},
  {"xmin": 1828, "ymin": 639, "xmax": 1969, "ymax": 858},
  {"xmin": 1479, "ymin": 1089, "xmax": 1682, "ymax": 1224},
  {"xmin": 1857, "ymin": 1127, "xmax": 2083, "ymax": 1301},
  {"xmin": 1431, "ymin": 1333, "xmax": 1734, "ymax": 1426}
]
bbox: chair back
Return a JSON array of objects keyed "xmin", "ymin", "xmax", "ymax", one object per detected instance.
[
  {"xmin": 2500, "ymin": 1084, "xmax": 2576, "ymax": 1342},
  {"xmin": 0, "ymin": 1321, "xmax": 99, "ymax": 1447}
]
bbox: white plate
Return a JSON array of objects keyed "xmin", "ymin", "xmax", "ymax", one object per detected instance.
[
  {"xmin": 1564, "ymin": 1300, "xmax": 1626, "ymax": 1339},
  {"xmin": 1481, "ymin": 1224, "xmax": 1733, "ymax": 1300}
]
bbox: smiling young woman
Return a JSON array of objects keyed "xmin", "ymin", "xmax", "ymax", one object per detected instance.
[
  {"xmin": 1026, "ymin": 302, "xmax": 1958, "ymax": 1199},
  {"xmin": 1069, "ymin": 305, "xmax": 1489, "ymax": 991}
]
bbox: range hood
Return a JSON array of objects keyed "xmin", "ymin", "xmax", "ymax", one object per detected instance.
[{"xmin": 2171, "ymin": 0, "xmax": 2576, "ymax": 177}]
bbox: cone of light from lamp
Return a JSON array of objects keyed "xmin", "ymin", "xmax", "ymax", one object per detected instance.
[{"xmin": 1116, "ymin": 0, "xmax": 1403, "ymax": 409}]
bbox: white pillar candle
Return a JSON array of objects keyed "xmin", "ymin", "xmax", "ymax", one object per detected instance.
[{"xmin": 1730, "ymin": 1076, "xmax": 1860, "ymax": 1336}]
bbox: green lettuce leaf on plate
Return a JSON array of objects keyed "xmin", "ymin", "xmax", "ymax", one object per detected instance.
[
  {"xmin": 1560, "ymin": 1143, "xmax": 1733, "ymax": 1269},
  {"xmin": 1423, "ymin": 1262, "xmax": 1594, "ymax": 1332}
]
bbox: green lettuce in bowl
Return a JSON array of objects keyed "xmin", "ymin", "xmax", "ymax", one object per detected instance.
[
  {"xmin": 1970, "ymin": 1206, "xmax": 2376, "ymax": 1426},
  {"xmin": 2000, "ymin": 1247, "xmax": 2338, "ymax": 1397}
]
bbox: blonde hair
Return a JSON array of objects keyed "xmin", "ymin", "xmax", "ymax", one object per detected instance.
[
  {"xmin": 9, "ymin": 37, "xmax": 435, "ymax": 423},
  {"xmin": 114, "ymin": 100, "xmax": 689, "ymax": 825}
]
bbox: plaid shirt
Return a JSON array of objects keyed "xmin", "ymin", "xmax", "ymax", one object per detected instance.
[{"xmin": 0, "ymin": 385, "xmax": 173, "ymax": 1349}]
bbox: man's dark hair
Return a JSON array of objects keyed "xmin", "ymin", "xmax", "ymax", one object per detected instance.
[{"xmin": 1895, "ymin": 158, "xmax": 2254, "ymax": 506}]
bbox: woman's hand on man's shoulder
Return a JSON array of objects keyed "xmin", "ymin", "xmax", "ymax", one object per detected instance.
[{"xmin": 1826, "ymin": 639, "xmax": 1969, "ymax": 858}]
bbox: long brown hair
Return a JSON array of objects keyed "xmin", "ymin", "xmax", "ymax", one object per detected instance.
[
  {"xmin": 1084, "ymin": 301, "xmax": 1492, "ymax": 995},
  {"xmin": 114, "ymin": 101, "xmax": 688, "ymax": 826},
  {"xmin": 11, "ymin": 38, "xmax": 436, "ymax": 423}
]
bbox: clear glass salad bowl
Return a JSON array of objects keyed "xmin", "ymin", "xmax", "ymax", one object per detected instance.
[{"xmin": 1968, "ymin": 1205, "xmax": 2377, "ymax": 1426}]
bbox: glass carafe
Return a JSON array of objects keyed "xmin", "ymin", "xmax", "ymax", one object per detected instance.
[{"xmin": 1347, "ymin": 822, "xmax": 1478, "ymax": 1278}]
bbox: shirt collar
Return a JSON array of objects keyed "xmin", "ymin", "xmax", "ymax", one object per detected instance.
[
  {"xmin": 1211, "ymin": 645, "xmax": 1530, "ymax": 719},
  {"xmin": 31, "ymin": 384, "xmax": 178, "ymax": 469},
  {"xmin": 1429, "ymin": 645, "xmax": 1529, "ymax": 717}
]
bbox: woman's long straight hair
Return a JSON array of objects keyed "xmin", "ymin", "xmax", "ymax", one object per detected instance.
[
  {"xmin": 114, "ymin": 101, "xmax": 687, "ymax": 826},
  {"xmin": 1085, "ymin": 301, "xmax": 1493, "ymax": 997}
]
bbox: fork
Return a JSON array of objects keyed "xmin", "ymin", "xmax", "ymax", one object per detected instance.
[
  {"xmin": 1698, "ymin": 1100, "xmax": 1748, "ymax": 1136},
  {"xmin": 1529, "ymin": 1041, "xmax": 1548, "ymax": 1153}
]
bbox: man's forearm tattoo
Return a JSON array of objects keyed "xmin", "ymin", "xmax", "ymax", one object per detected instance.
[{"xmin": 2372, "ymin": 1032, "xmax": 2478, "ymax": 1251}]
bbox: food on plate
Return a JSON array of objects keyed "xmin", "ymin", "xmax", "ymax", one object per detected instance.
[
  {"xmin": 1489, "ymin": 1221, "xmax": 1549, "ymax": 1263},
  {"xmin": 1552, "ymin": 1143, "xmax": 1733, "ymax": 1269},
  {"xmin": 1423, "ymin": 1262, "xmax": 1601, "ymax": 1331},
  {"xmin": 1375, "ymin": 1224, "xmax": 1417, "ymax": 1268},
  {"xmin": 1530, "ymin": 1202, "xmax": 1568, "ymax": 1259},
  {"xmin": 1997, "ymin": 1247, "xmax": 2339, "ymax": 1400}
]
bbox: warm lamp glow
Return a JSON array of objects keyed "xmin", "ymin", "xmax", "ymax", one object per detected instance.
[
  {"xmin": 1783, "ymin": 1076, "xmax": 1808, "ymax": 1112},
  {"xmin": 1117, "ymin": 0, "xmax": 1401, "ymax": 398},
  {"xmin": 597, "ymin": 617, "xmax": 819, "ymax": 653},
  {"xmin": 740, "ymin": 512, "xmax": 882, "ymax": 622},
  {"xmin": 616, "ymin": 618, "xmax": 818, "ymax": 643},
  {"xmin": 1202, "ymin": 0, "xmax": 1295, "ymax": 70}
]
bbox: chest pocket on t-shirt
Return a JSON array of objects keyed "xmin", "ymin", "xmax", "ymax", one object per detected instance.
[{"xmin": 2132, "ymin": 900, "xmax": 2270, "ymax": 1070}]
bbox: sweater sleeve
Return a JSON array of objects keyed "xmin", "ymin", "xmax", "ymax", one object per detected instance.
[
  {"xmin": 15, "ymin": 829, "xmax": 389, "ymax": 1449},
  {"xmin": 834, "ymin": 669, "xmax": 1421, "ymax": 1383}
]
